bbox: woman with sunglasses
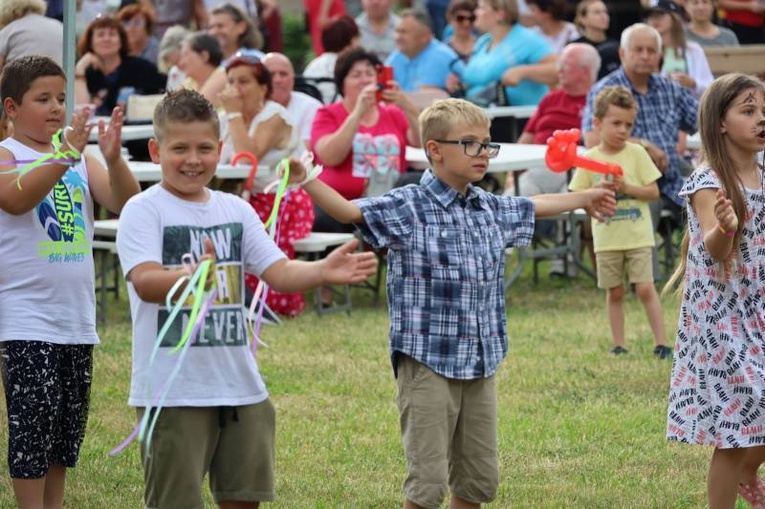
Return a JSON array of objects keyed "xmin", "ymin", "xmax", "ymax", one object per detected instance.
[
  {"xmin": 116, "ymin": 3, "xmax": 160, "ymax": 66},
  {"xmin": 218, "ymin": 56, "xmax": 315, "ymax": 317},
  {"xmin": 444, "ymin": 0, "xmax": 477, "ymax": 62}
]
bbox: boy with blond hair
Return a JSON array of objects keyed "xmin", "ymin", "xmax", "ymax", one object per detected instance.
[
  {"xmin": 569, "ymin": 86, "xmax": 672, "ymax": 358},
  {"xmin": 287, "ymin": 98, "xmax": 616, "ymax": 509},
  {"xmin": 116, "ymin": 89, "xmax": 377, "ymax": 509},
  {"xmin": 0, "ymin": 55, "xmax": 140, "ymax": 508}
]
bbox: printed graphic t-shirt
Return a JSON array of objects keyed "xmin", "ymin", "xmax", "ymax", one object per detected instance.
[
  {"xmin": 0, "ymin": 137, "xmax": 99, "ymax": 344},
  {"xmin": 569, "ymin": 142, "xmax": 661, "ymax": 252},
  {"xmin": 117, "ymin": 185, "xmax": 286, "ymax": 407}
]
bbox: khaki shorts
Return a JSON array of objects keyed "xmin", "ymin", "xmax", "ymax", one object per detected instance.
[
  {"xmin": 396, "ymin": 355, "xmax": 498, "ymax": 509},
  {"xmin": 138, "ymin": 400, "xmax": 275, "ymax": 509},
  {"xmin": 596, "ymin": 247, "xmax": 654, "ymax": 289}
]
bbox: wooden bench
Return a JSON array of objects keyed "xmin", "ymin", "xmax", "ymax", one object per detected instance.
[
  {"xmin": 293, "ymin": 232, "xmax": 357, "ymax": 315},
  {"xmin": 703, "ymin": 45, "xmax": 765, "ymax": 77}
]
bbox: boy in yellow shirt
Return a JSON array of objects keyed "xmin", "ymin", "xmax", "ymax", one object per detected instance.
[{"xmin": 570, "ymin": 86, "xmax": 672, "ymax": 358}]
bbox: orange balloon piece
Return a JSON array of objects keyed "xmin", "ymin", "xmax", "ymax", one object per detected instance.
[
  {"xmin": 545, "ymin": 129, "xmax": 623, "ymax": 177},
  {"xmin": 232, "ymin": 151, "xmax": 259, "ymax": 201}
]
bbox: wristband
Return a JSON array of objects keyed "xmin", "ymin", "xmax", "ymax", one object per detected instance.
[
  {"xmin": 61, "ymin": 126, "xmax": 82, "ymax": 159},
  {"xmin": 718, "ymin": 223, "xmax": 736, "ymax": 237},
  {"xmin": 226, "ymin": 112, "xmax": 243, "ymax": 121},
  {"xmin": 294, "ymin": 151, "xmax": 323, "ymax": 187}
]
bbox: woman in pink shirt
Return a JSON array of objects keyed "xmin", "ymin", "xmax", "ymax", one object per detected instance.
[{"xmin": 309, "ymin": 47, "xmax": 420, "ymax": 306}]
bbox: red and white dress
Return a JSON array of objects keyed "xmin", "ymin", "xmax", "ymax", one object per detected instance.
[
  {"xmin": 221, "ymin": 101, "xmax": 315, "ymax": 317},
  {"xmin": 667, "ymin": 166, "xmax": 765, "ymax": 448}
]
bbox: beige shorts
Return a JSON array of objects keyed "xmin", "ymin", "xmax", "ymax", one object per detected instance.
[
  {"xmin": 138, "ymin": 400, "xmax": 275, "ymax": 509},
  {"xmin": 596, "ymin": 247, "xmax": 654, "ymax": 289},
  {"xmin": 396, "ymin": 354, "xmax": 498, "ymax": 509}
]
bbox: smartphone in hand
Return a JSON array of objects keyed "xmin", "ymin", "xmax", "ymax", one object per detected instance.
[{"xmin": 376, "ymin": 65, "xmax": 393, "ymax": 102}]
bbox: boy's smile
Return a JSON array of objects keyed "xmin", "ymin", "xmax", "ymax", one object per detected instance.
[{"xmin": 149, "ymin": 121, "xmax": 222, "ymax": 203}]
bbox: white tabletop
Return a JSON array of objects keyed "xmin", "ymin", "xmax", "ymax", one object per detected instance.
[
  {"xmin": 87, "ymin": 118, "xmax": 154, "ymax": 142},
  {"xmin": 484, "ymin": 105, "xmax": 537, "ymax": 120},
  {"xmin": 94, "ymin": 219, "xmax": 119, "ymax": 238},
  {"xmin": 405, "ymin": 143, "xmax": 547, "ymax": 173},
  {"xmin": 127, "ymin": 161, "xmax": 260, "ymax": 182}
]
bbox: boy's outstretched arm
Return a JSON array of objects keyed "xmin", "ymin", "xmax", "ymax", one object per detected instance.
[
  {"xmin": 287, "ymin": 157, "xmax": 363, "ymax": 224},
  {"xmin": 260, "ymin": 238, "xmax": 377, "ymax": 293},
  {"xmin": 614, "ymin": 177, "xmax": 659, "ymax": 202},
  {"xmin": 532, "ymin": 188, "xmax": 616, "ymax": 221}
]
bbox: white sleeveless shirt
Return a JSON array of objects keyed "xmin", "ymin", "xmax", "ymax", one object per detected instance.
[{"xmin": 0, "ymin": 138, "xmax": 99, "ymax": 344}]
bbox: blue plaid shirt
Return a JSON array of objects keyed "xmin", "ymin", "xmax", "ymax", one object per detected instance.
[
  {"xmin": 354, "ymin": 170, "xmax": 535, "ymax": 380},
  {"xmin": 582, "ymin": 68, "xmax": 698, "ymax": 206}
]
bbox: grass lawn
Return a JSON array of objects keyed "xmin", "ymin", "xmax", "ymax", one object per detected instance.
[{"xmin": 0, "ymin": 267, "xmax": 727, "ymax": 508}]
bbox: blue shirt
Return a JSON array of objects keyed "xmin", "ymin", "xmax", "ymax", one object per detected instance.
[
  {"xmin": 354, "ymin": 170, "xmax": 535, "ymax": 379},
  {"xmin": 386, "ymin": 39, "xmax": 458, "ymax": 92},
  {"xmin": 582, "ymin": 67, "xmax": 698, "ymax": 206},
  {"xmin": 454, "ymin": 24, "xmax": 553, "ymax": 106}
]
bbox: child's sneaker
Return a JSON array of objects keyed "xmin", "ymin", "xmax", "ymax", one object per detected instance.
[
  {"xmin": 653, "ymin": 345, "xmax": 673, "ymax": 359},
  {"xmin": 610, "ymin": 345, "xmax": 628, "ymax": 355}
]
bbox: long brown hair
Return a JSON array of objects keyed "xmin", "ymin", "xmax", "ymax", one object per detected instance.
[{"xmin": 663, "ymin": 73, "xmax": 765, "ymax": 295}]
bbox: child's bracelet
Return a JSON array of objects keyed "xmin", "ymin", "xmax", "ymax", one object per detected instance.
[
  {"xmin": 717, "ymin": 223, "xmax": 736, "ymax": 237},
  {"xmin": 60, "ymin": 127, "xmax": 82, "ymax": 160}
]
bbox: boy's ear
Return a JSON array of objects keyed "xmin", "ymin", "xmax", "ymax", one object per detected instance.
[
  {"xmin": 425, "ymin": 139, "xmax": 441, "ymax": 161},
  {"xmin": 592, "ymin": 117, "xmax": 601, "ymax": 132},
  {"xmin": 148, "ymin": 138, "xmax": 161, "ymax": 164},
  {"xmin": 3, "ymin": 98, "xmax": 18, "ymax": 120}
]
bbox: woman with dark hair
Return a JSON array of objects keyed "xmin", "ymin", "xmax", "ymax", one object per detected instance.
[
  {"xmin": 74, "ymin": 16, "xmax": 166, "ymax": 116},
  {"xmin": 311, "ymin": 47, "xmax": 420, "ymax": 204},
  {"xmin": 684, "ymin": 0, "xmax": 740, "ymax": 46},
  {"xmin": 116, "ymin": 3, "xmax": 160, "ymax": 65},
  {"xmin": 444, "ymin": 0, "xmax": 477, "ymax": 62},
  {"xmin": 571, "ymin": 0, "xmax": 620, "ymax": 79},
  {"xmin": 525, "ymin": 0, "xmax": 579, "ymax": 53},
  {"xmin": 218, "ymin": 56, "xmax": 314, "ymax": 317},
  {"xmin": 303, "ymin": 15, "xmax": 360, "ymax": 103},
  {"xmin": 178, "ymin": 32, "xmax": 225, "ymax": 107}
]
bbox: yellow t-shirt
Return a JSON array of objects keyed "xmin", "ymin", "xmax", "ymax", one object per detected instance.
[{"xmin": 569, "ymin": 142, "xmax": 661, "ymax": 253}]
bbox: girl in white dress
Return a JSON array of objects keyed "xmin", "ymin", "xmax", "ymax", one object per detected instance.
[{"xmin": 665, "ymin": 73, "xmax": 765, "ymax": 509}]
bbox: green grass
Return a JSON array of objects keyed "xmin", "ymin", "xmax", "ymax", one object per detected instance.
[{"xmin": 0, "ymin": 267, "xmax": 726, "ymax": 508}]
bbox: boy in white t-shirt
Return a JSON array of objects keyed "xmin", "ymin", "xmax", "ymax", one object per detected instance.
[
  {"xmin": 569, "ymin": 85, "xmax": 671, "ymax": 358},
  {"xmin": 116, "ymin": 88, "xmax": 377, "ymax": 509},
  {"xmin": 0, "ymin": 55, "xmax": 140, "ymax": 508}
]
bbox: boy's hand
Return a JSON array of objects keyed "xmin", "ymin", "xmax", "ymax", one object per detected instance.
[
  {"xmin": 218, "ymin": 86, "xmax": 244, "ymax": 114},
  {"xmin": 320, "ymin": 239, "xmax": 378, "ymax": 284},
  {"xmin": 281, "ymin": 157, "xmax": 307, "ymax": 184},
  {"xmin": 64, "ymin": 106, "xmax": 95, "ymax": 154},
  {"xmin": 194, "ymin": 238, "xmax": 218, "ymax": 290},
  {"xmin": 97, "ymin": 106, "xmax": 124, "ymax": 165},
  {"xmin": 585, "ymin": 187, "xmax": 617, "ymax": 222},
  {"xmin": 714, "ymin": 188, "xmax": 738, "ymax": 233}
]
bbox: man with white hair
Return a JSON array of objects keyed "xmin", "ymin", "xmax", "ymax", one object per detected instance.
[
  {"xmin": 509, "ymin": 43, "xmax": 602, "ymax": 277},
  {"xmin": 582, "ymin": 23, "xmax": 698, "ymax": 278},
  {"xmin": 583, "ymin": 23, "xmax": 697, "ymax": 212},
  {"xmin": 262, "ymin": 52, "xmax": 322, "ymax": 147},
  {"xmin": 386, "ymin": 9, "xmax": 458, "ymax": 92}
]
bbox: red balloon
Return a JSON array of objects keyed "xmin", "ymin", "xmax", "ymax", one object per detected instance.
[{"xmin": 545, "ymin": 129, "xmax": 623, "ymax": 177}]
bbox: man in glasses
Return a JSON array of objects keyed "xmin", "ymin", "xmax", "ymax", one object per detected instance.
[{"xmin": 386, "ymin": 9, "xmax": 459, "ymax": 93}]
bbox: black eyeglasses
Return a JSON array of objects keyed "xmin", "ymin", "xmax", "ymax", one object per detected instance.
[
  {"xmin": 455, "ymin": 14, "xmax": 476, "ymax": 23},
  {"xmin": 435, "ymin": 139, "xmax": 500, "ymax": 158}
]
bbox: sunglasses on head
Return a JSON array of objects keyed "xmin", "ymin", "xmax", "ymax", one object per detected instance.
[{"xmin": 455, "ymin": 14, "xmax": 476, "ymax": 23}]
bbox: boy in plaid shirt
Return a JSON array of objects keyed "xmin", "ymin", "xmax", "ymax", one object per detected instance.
[{"xmin": 289, "ymin": 98, "xmax": 615, "ymax": 509}]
